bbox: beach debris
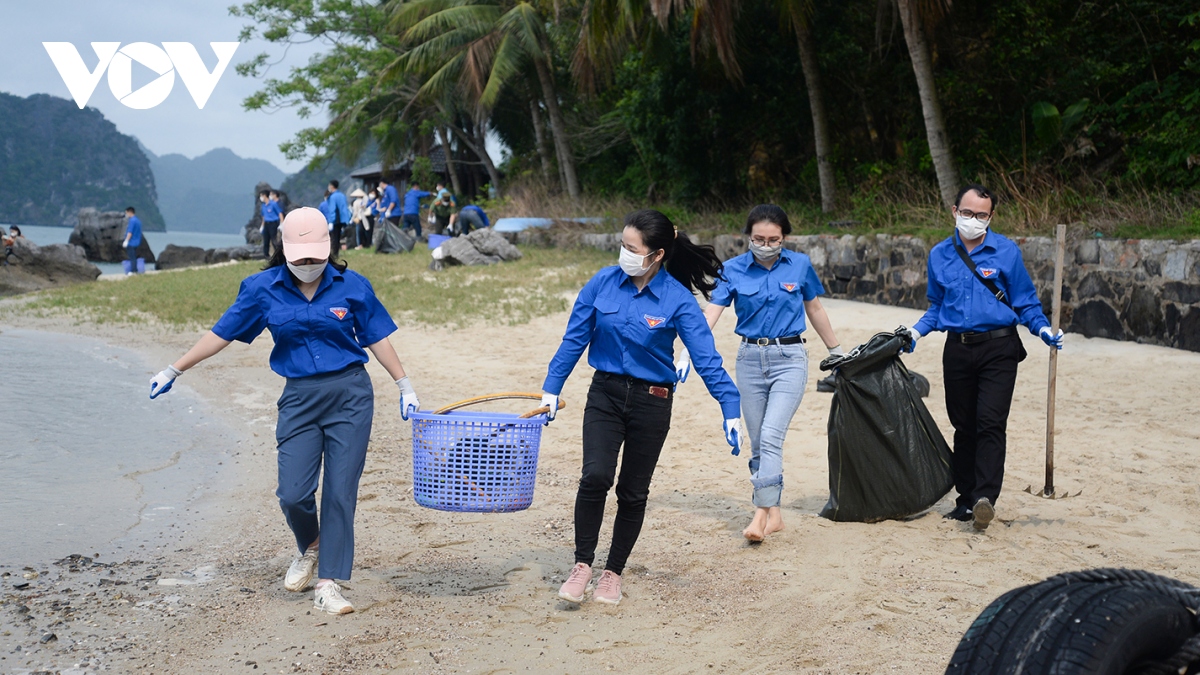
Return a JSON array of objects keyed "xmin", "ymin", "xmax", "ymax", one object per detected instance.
[
  {"xmin": 13, "ymin": 582, "xmax": 30, "ymax": 590},
  {"xmin": 39, "ymin": 632, "xmax": 57, "ymax": 644}
]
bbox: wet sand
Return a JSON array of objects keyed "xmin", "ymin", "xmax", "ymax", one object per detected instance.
[{"xmin": 2, "ymin": 297, "xmax": 1199, "ymax": 674}]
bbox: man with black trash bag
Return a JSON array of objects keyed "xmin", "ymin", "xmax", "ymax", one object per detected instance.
[{"xmin": 899, "ymin": 184, "xmax": 1064, "ymax": 531}]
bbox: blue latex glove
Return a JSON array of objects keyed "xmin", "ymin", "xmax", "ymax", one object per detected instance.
[
  {"xmin": 674, "ymin": 347, "xmax": 691, "ymax": 383},
  {"xmin": 1039, "ymin": 327, "xmax": 1064, "ymax": 350},
  {"xmin": 900, "ymin": 325, "xmax": 921, "ymax": 353},
  {"xmin": 149, "ymin": 365, "xmax": 181, "ymax": 399},
  {"xmin": 540, "ymin": 392, "xmax": 559, "ymax": 423},
  {"xmin": 723, "ymin": 418, "xmax": 741, "ymax": 456},
  {"xmin": 397, "ymin": 376, "xmax": 420, "ymax": 420}
]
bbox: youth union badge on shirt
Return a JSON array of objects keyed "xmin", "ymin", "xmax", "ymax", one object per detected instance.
[
  {"xmin": 330, "ymin": 306, "xmax": 349, "ymax": 320},
  {"xmin": 979, "ymin": 268, "xmax": 998, "ymax": 279},
  {"xmin": 643, "ymin": 314, "xmax": 666, "ymax": 328},
  {"xmin": 780, "ymin": 282, "xmax": 798, "ymax": 292}
]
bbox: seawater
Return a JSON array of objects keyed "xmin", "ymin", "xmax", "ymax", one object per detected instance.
[
  {"xmin": 5, "ymin": 225, "xmax": 248, "ymax": 276},
  {"xmin": 0, "ymin": 328, "xmax": 239, "ymax": 565}
]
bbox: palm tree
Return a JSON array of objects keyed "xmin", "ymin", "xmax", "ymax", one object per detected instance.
[
  {"xmin": 893, "ymin": 0, "xmax": 959, "ymax": 206},
  {"xmin": 575, "ymin": 0, "xmax": 840, "ymax": 211},
  {"xmin": 387, "ymin": 0, "xmax": 581, "ymax": 199}
]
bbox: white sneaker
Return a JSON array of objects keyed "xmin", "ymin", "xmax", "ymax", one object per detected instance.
[
  {"xmin": 284, "ymin": 549, "xmax": 318, "ymax": 591},
  {"xmin": 313, "ymin": 582, "xmax": 354, "ymax": 615}
]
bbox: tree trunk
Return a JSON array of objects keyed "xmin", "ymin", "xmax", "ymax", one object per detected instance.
[
  {"xmin": 532, "ymin": 56, "xmax": 580, "ymax": 199},
  {"xmin": 529, "ymin": 98, "xmax": 554, "ymax": 185},
  {"xmin": 436, "ymin": 126, "xmax": 463, "ymax": 197},
  {"xmin": 896, "ymin": 0, "xmax": 959, "ymax": 207},
  {"xmin": 448, "ymin": 118, "xmax": 503, "ymax": 198},
  {"xmin": 794, "ymin": 21, "xmax": 837, "ymax": 213}
]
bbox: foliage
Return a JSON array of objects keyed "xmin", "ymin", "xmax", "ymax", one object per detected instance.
[{"xmin": 234, "ymin": 0, "xmax": 1200, "ymax": 230}]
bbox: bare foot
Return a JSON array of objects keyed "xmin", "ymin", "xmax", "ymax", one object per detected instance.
[
  {"xmin": 765, "ymin": 506, "xmax": 785, "ymax": 535},
  {"xmin": 743, "ymin": 508, "xmax": 769, "ymax": 542}
]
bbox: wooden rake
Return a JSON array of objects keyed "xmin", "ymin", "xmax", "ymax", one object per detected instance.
[{"xmin": 1025, "ymin": 224, "xmax": 1081, "ymax": 499}]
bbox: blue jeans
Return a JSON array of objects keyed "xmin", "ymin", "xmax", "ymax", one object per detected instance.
[{"xmin": 736, "ymin": 341, "xmax": 808, "ymax": 508}]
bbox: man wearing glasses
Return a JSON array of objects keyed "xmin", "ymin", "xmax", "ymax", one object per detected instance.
[{"xmin": 900, "ymin": 184, "xmax": 1064, "ymax": 531}]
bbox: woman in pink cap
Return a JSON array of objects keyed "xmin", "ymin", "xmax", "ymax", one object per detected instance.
[{"xmin": 147, "ymin": 207, "xmax": 420, "ymax": 615}]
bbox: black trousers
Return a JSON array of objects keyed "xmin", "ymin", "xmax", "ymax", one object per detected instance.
[
  {"xmin": 575, "ymin": 371, "xmax": 673, "ymax": 575},
  {"xmin": 262, "ymin": 219, "xmax": 280, "ymax": 259},
  {"xmin": 331, "ymin": 221, "xmax": 344, "ymax": 254},
  {"xmin": 943, "ymin": 333, "xmax": 1026, "ymax": 508}
]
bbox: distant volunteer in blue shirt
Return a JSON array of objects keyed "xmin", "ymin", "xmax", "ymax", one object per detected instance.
[
  {"xmin": 453, "ymin": 204, "xmax": 489, "ymax": 236},
  {"xmin": 377, "ymin": 178, "xmax": 400, "ymax": 228},
  {"xmin": 686, "ymin": 204, "xmax": 844, "ymax": 542},
  {"xmin": 121, "ymin": 206, "xmax": 142, "ymax": 275},
  {"xmin": 543, "ymin": 209, "xmax": 741, "ymax": 607},
  {"xmin": 401, "ymin": 183, "xmax": 432, "ymax": 238},
  {"xmin": 901, "ymin": 184, "xmax": 1063, "ymax": 532},
  {"xmin": 259, "ymin": 190, "xmax": 283, "ymax": 259},
  {"xmin": 326, "ymin": 180, "xmax": 352, "ymax": 253},
  {"xmin": 146, "ymin": 207, "xmax": 421, "ymax": 616}
]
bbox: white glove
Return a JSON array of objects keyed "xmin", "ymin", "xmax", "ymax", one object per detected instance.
[
  {"xmin": 328, "ymin": 223, "xmax": 334, "ymax": 232},
  {"xmin": 1040, "ymin": 326, "xmax": 1065, "ymax": 350},
  {"xmin": 149, "ymin": 365, "xmax": 182, "ymax": 399},
  {"xmin": 540, "ymin": 392, "xmax": 559, "ymax": 422},
  {"xmin": 396, "ymin": 376, "xmax": 419, "ymax": 420},
  {"xmin": 900, "ymin": 325, "xmax": 922, "ymax": 354},
  {"xmin": 828, "ymin": 345, "xmax": 845, "ymax": 357},
  {"xmin": 674, "ymin": 347, "xmax": 691, "ymax": 383},
  {"xmin": 723, "ymin": 418, "xmax": 741, "ymax": 456},
  {"xmin": 259, "ymin": 225, "xmax": 264, "ymax": 234},
  {"xmin": 122, "ymin": 240, "xmax": 129, "ymax": 249}
]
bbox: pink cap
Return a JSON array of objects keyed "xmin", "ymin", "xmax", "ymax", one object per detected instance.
[{"xmin": 280, "ymin": 207, "xmax": 330, "ymax": 262}]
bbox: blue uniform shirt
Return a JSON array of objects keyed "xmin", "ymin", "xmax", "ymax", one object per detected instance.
[
  {"xmin": 328, "ymin": 191, "xmax": 351, "ymax": 224},
  {"xmin": 544, "ymin": 266, "xmax": 741, "ymax": 419},
  {"xmin": 125, "ymin": 215, "xmax": 142, "ymax": 247},
  {"xmin": 379, "ymin": 185, "xmax": 399, "ymax": 217},
  {"xmin": 461, "ymin": 204, "xmax": 490, "ymax": 229},
  {"xmin": 211, "ymin": 265, "xmax": 398, "ymax": 379},
  {"xmin": 709, "ymin": 249, "xmax": 825, "ymax": 339},
  {"xmin": 318, "ymin": 198, "xmax": 334, "ymax": 224},
  {"xmin": 261, "ymin": 199, "xmax": 281, "ymax": 222},
  {"xmin": 403, "ymin": 189, "xmax": 432, "ymax": 215},
  {"xmin": 914, "ymin": 230, "xmax": 1051, "ymax": 337}
]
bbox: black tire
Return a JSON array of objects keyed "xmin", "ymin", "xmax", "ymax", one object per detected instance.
[{"xmin": 947, "ymin": 579, "xmax": 1196, "ymax": 675}]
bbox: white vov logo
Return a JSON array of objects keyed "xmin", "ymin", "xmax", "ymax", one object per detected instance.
[{"xmin": 42, "ymin": 42, "xmax": 240, "ymax": 110}]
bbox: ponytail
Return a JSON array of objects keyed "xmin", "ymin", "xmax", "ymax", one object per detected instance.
[{"xmin": 624, "ymin": 209, "xmax": 724, "ymax": 300}]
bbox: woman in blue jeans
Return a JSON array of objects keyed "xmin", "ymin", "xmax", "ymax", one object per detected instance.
[{"xmin": 679, "ymin": 204, "xmax": 843, "ymax": 542}]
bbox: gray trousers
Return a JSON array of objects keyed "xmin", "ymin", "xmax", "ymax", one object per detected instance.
[{"xmin": 275, "ymin": 365, "xmax": 374, "ymax": 580}]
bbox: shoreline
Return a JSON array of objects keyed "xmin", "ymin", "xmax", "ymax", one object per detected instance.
[{"xmin": 1, "ymin": 301, "xmax": 1199, "ymax": 673}]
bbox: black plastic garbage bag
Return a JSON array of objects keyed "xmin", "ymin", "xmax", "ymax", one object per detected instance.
[
  {"xmin": 375, "ymin": 220, "xmax": 415, "ymax": 254},
  {"xmin": 817, "ymin": 327, "xmax": 953, "ymax": 522}
]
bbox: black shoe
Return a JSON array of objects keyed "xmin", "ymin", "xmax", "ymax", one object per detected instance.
[
  {"xmin": 944, "ymin": 504, "xmax": 973, "ymax": 522},
  {"xmin": 972, "ymin": 498, "xmax": 995, "ymax": 531}
]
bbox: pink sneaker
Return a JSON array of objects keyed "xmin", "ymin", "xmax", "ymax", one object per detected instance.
[
  {"xmin": 558, "ymin": 563, "xmax": 591, "ymax": 603},
  {"xmin": 593, "ymin": 570, "xmax": 622, "ymax": 605}
]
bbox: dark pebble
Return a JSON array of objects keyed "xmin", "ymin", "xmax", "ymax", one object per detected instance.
[{"xmin": 39, "ymin": 632, "xmax": 57, "ymax": 643}]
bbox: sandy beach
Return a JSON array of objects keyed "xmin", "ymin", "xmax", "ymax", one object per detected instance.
[{"xmin": 3, "ymin": 296, "xmax": 1200, "ymax": 674}]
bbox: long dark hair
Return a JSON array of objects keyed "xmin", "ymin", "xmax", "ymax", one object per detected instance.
[
  {"xmin": 625, "ymin": 209, "xmax": 724, "ymax": 300},
  {"xmin": 263, "ymin": 245, "xmax": 347, "ymax": 276},
  {"xmin": 743, "ymin": 204, "xmax": 793, "ymax": 235}
]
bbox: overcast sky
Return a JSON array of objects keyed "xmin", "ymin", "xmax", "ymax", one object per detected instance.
[{"xmin": 0, "ymin": 1, "xmax": 502, "ymax": 174}]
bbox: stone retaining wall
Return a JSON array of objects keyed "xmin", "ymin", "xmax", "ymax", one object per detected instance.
[{"xmin": 512, "ymin": 228, "xmax": 1200, "ymax": 352}]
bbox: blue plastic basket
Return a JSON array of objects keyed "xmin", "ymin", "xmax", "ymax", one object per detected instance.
[{"xmin": 409, "ymin": 409, "xmax": 545, "ymax": 512}]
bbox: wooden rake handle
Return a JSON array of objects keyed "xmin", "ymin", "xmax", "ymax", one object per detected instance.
[{"xmin": 431, "ymin": 392, "xmax": 567, "ymax": 419}]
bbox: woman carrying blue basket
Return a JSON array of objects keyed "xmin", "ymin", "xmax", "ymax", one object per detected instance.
[
  {"xmin": 681, "ymin": 204, "xmax": 843, "ymax": 542},
  {"xmin": 541, "ymin": 209, "xmax": 741, "ymax": 607},
  {"xmin": 146, "ymin": 207, "xmax": 420, "ymax": 616}
]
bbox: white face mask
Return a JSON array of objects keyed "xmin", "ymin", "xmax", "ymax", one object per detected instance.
[
  {"xmin": 955, "ymin": 213, "xmax": 989, "ymax": 240},
  {"xmin": 619, "ymin": 247, "xmax": 655, "ymax": 277},
  {"xmin": 749, "ymin": 241, "xmax": 782, "ymax": 262},
  {"xmin": 287, "ymin": 261, "xmax": 327, "ymax": 283}
]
